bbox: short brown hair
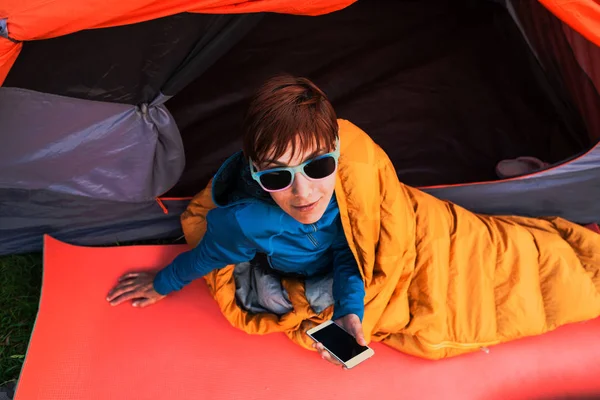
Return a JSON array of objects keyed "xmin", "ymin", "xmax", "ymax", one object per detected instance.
[{"xmin": 242, "ymin": 75, "xmax": 338, "ymax": 164}]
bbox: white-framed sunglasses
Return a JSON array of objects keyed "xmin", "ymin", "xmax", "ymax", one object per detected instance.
[{"xmin": 250, "ymin": 139, "xmax": 340, "ymax": 192}]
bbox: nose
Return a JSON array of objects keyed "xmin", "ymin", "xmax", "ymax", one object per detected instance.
[{"xmin": 291, "ymin": 171, "xmax": 312, "ymax": 198}]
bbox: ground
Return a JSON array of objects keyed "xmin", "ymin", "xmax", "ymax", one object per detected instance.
[{"xmin": 0, "ymin": 254, "xmax": 42, "ymax": 389}]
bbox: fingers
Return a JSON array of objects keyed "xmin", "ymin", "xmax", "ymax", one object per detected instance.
[
  {"xmin": 107, "ymin": 274, "xmax": 141, "ymax": 302},
  {"xmin": 348, "ymin": 321, "xmax": 367, "ymax": 346},
  {"xmin": 108, "ymin": 290, "xmax": 143, "ymax": 306},
  {"xmin": 107, "ymin": 282, "xmax": 151, "ymax": 305},
  {"xmin": 132, "ymin": 298, "xmax": 154, "ymax": 308},
  {"xmin": 118, "ymin": 272, "xmax": 142, "ymax": 282},
  {"xmin": 107, "ymin": 272, "xmax": 154, "ymax": 305},
  {"xmin": 355, "ymin": 333, "xmax": 367, "ymax": 346},
  {"xmin": 107, "ymin": 271, "xmax": 164, "ymax": 308},
  {"xmin": 321, "ymin": 351, "xmax": 341, "ymax": 366},
  {"xmin": 312, "ymin": 343, "xmax": 342, "ymax": 367},
  {"xmin": 106, "ymin": 283, "xmax": 136, "ymax": 302},
  {"xmin": 337, "ymin": 315, "xmax": 367, "ymax": 346}
]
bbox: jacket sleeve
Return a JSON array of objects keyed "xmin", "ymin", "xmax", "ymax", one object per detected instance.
[
  {"xmin": 153, "ymin": 207, "xmax": 257, "ymax": 295},
  {"xmin": 331, "ymin": 218, "xmax": 366, "ymax": 321}
]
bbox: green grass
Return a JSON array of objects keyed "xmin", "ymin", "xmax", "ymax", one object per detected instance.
[{"xmin": 0, "ymin": 253, "xmax": 43, "ymax": 385}]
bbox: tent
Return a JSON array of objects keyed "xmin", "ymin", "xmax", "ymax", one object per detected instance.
[{"xmin": 1, "ymin": 0, "xmax": 600, "ymax": 255}]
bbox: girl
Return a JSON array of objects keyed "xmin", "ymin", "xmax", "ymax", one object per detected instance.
[{"xmin": 106, "ymin": 75, "xmax": 365, "ymax": 366}]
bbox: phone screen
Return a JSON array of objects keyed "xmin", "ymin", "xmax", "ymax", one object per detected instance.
[{"xmin": 311, "ymin": 323, "xmax": 370, "ymax": 362}]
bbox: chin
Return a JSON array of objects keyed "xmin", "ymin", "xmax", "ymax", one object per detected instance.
[
  {"xmin": 292, "ymin": 213, "xmax": 322, "ymax": 225},
  {"xmin": 288, "ymin": 203, "xmax": 328, "ymax": 224}
]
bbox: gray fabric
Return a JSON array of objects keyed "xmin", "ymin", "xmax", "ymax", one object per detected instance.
[
  {"xmin": 0, "ymin": 19, "xmax": 18, "ymax": 43},
  {"xmin": 0, "ymin": 18, "xmax": 17, "ymax": 43},
  {"xmin": 0, "ymin": 19, "xmax": 8, "ymax": 39},
  {"xmin": 505, "ymin": 0, "xmax": 541, "ymax": 64},
  {"xmin": 0, "ymin": 88, "xmax": 183, "ymax": 202},
  {"xmin": 233, "ymin": 256, "xmax": 335, "ymax": 316},
  {"xmin": 0, "ymin": 188, "xmax": 186, "ymax": 255},
  {"xmin": 1, "ymin": 144, "xmax": 599, "ymax": 255},
  {"xmin": 234, "ymin": 260, "xmax": 293, "ymax": 315},
  {"xmin": 0, "ymin": 382, "xmax": 15, "ymax": 400},
  {"xmin": 423, "ymin": 142, "xmax": 600, "ymax": 223},
  {"xmin": 305, "ymin": 273, "xmax": 335, "ymax": 314}
]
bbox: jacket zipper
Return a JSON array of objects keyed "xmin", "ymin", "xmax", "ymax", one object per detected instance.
[{"xmin": 307, "ymin": 224, "xmax": 319, "ymax": 247}]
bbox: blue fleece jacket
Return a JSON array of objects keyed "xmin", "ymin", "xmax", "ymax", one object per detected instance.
[{"xmin": 153, "ymin": 153, "xmax": 365, "ymax": 321}]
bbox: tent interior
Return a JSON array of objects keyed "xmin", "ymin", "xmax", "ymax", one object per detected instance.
[{"xmin": 4, "ymin": 0, "xmax": 599, "ymax": 200}]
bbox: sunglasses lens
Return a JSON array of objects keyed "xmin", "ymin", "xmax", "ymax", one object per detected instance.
[
  {"xmin": 303, "ymin": 156, "xmax": 336, "ymax": 179},
  {"xmin": 259, "ymin": 170, "xmax": 293, "ymax": 191}
]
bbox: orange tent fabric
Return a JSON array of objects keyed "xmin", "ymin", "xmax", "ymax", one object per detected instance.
[
  {"xmin": 2, "ymin": 0, "xmax": 600, "ymax": 86},
  {"xmin": 0, "ymin": 0, "xmax": 356, "ymax": 85},
  {"xmin": 540, "ymin": 0, "xmax": 600, "ymax": 48},
  {"xmin": 0, "ymin": 38, "xmax": 20, "ymax": 87}
]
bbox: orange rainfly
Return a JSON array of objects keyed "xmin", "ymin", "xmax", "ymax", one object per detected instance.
[
  {"xmin": 0, "ymin": 0, "xmax": 357, "ymax": 85},
  {"xmin": 539, "ymin": 0, "xmax": 600, "ymax": 46},
  {"xmin": 2, "ymin": 0, "xmax": 600, "ymax": 85}
]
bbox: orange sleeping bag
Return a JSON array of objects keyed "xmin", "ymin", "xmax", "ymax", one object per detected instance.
[{"xmin": 182, "ymin": 119, "xmax": 600, "ymax": 360}]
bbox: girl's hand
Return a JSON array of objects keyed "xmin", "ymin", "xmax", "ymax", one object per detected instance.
[
  {"xmin": 106, "ymin": 272, "xmax": 165, "ymax": 307},
  {"xmin": 312, "ymin": 314, "xmax": 366, "ymax": 367}
]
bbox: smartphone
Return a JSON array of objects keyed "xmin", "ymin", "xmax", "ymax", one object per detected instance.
[{"xmin": 307, "ymin": 320, "xmax": 374, "ymax": 369}]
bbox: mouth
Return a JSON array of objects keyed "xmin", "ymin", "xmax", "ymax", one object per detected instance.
[{"xmin": 292, "ymin": 199, "xmax": 320, "ymax": 212}]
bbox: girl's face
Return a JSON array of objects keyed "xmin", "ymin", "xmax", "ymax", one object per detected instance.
[{"xmin": 258, "ymin": 139, "xmax": 337, "ymax": 225}]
